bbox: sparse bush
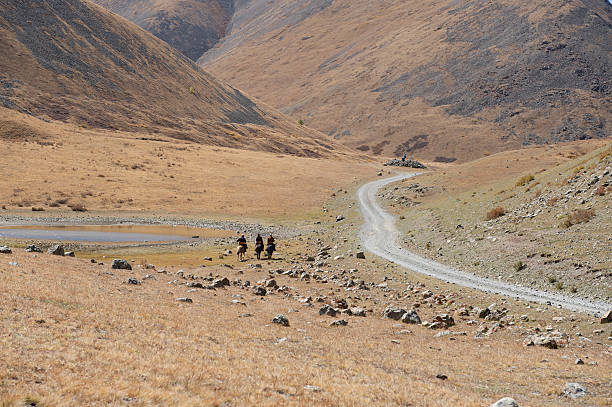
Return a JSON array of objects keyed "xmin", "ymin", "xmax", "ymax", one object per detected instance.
[
  {"xmin": 595, "ymin": 185, "xmax": 605, "ymax": 196},
  {"xmin": 486, "ymin": 207, "xmax": 505, "ymax": 220},
  {"xmin": 547, "ymin": 196, "xmax": 559, "ymax": 206},
  {"xmin": 188, "ymin": 86, "xmax": 195, "ymax": 94},
  {"xmin": 562, "ymin": 208, "xmax": 595, "ymax": 228},
  {"xmin": 548, "ymin": 276, "xmax": 557, "ymax": 284},
  {"xmin": 298, "ymin": 119, "xmax": 304, "ymax": 126},
  {"xmin": 555, "ymin": 281, "xmax": 564, "ymax": 290},
  {"xmin": 515, "ymin": 174, "xmax": 534, "ymax": 187},
  {"xmin": 513, "ymin": 261, "xmax": 526, "ymax": 272}
]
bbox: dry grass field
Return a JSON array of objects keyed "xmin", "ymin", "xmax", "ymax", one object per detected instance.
[
  {"xmin": 1, "ymin": 244, "xmax": 611, "ymax": 406},
  {"xmin": 0, "ymin": 108, "xmax": 374, "ymax": 219}
]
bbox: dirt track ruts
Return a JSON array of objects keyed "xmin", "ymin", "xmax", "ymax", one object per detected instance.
[{"xmin": 358, "ymin": 173, "xmax": 611, "ymax": 316}]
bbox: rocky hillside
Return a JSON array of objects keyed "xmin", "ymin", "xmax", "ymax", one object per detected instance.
[
  {"xmin": 199, "ymin": 0, "xmax": 611, "ymax": 162},
  {"xmin": 91, "ymin": 0, "xmax": 233, "ymax": 60},
  {"xmin": 0, "ymin": 0, "xmax": 343, "ymax": 157}
]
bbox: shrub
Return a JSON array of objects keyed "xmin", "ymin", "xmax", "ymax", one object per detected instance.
[
  {"xmin": 548, "ymin": 276, "xmax": 557, "ymax": 284},
  {"xmin": 513, "ymin": 261, "xmax": 526, "ymax": 272},
  {"xmin": 567, "ymin": 208, "xmax": 595, "ymax": 227},
  {"xmin": 188, "ymin": 86, "xmax": 195, "ymax": 94},
  {"xmin": 515, "ymin": 174, "xmax": 534, "ymax": 187},
  {"xmin": 555, "ymin": 281, "xmax": 564, "ymax": 290},
  {"xmin": 547, "ymin": 196, "xmax": 559, "ymax": 206},
  {"xmin": 298, "ymin": 119, "xmax": 304, "ymax": 126},
  {"xmin": 486, "ymin": 207, "xmax": 505, "ymax": 220}
]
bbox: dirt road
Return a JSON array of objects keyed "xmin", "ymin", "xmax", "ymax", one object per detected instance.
[{"xmin": 358, "ymin": 173, "xmax": 611, "ymax": 316}]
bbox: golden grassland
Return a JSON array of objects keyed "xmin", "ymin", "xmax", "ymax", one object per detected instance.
[
  {"xmin": 1, "ymin": 249, "xmax": 611, "ymax": 406},
  {"xmin": 0, "ymin": 109, "xmax": 375, "ymax": 219}
]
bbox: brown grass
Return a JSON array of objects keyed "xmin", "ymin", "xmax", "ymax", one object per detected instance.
[
  {"xmin": 595, "ymin": 185, "xmax": 605, "ymax": 196},
  {"xmin": 546, "ymin": 196, "xmax": 559, "ymax": 206},
  {"xmin": 562, "ymin": 208, "xmax": 595, "ymax": 228},
  {"xmin": 486, "ymin": 206, "xmax": 505, "ymax": 220},
  {"xmin": 515, "ymin": 174, "xmax": 535, "ymax": 187}
]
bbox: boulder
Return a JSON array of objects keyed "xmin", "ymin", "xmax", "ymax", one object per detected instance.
[
  {"xmin": 25, "ymin": 244, "xmax": 42, "ymax": 253},
  {"xmin": 356, "ymin": 251, "xmax": 366, "ymax": 259},
  {"xmin": 562, "ymin": 382, "xmax": 587, "ymax": 399},
  {"xmin": 111, "ymin": 259, "xmax": 132, "ymax": 270},
  {"xmin": 330, "ymin": 319, "xmax": 348, "ymax": 326},
  {"xmin": 319, "ymin": 304, "xmax": 337, "ymax": 317},
  {"xmin": 65, "ymin": 251, "xmax": 75, "ymax": 257},
  {"xmin": 350, "ymin": 307, "xmax": 366, "ymax": 317},
  {"xmin": 382, "ymin": 306, "xmax": 407, "ymax": 320},
  {"xmin": 0, "ymin": 246, "xmax": 11, "ymax": 254},
  {"xmin": 383, "ymin": 158, "xmax": 426, "ymax": 168},
  {"xmin": 47, "ymin": 244, "xmax": 64, "ymax": 256},
  {"xmin": 126, "ymin": 278, "xmax": 141, "ymax": 285},
  {"xmin": 523, "ymin": 334, "xmax": 558, "ymax": 349},
  {"xmin": 429, "ymin": 314, "xmax": 455, "ymax": 329},
  {"xmin": 213, "ymin": 277, "xmax": 230, "ymax": 288},
  {"xmin": 253, "ymin": 286, "xmax": 267, "ymax": 296},
  {"xmin": 401, "ymin": 310, "xmax": 422, "ymax": 324},
  {"xmin": 600, "ymin": 310, "xmax": 612, "ymax": 324},
  {"xmin": 272, "ymin": 314, "xmax": 290, "ymax": 326},
  {"xmin": 489, "ymin": 398, "xmax": 519, "ymax": 407}
]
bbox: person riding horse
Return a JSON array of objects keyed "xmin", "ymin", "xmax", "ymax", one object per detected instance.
[
  {"xmin": 266, "ymin": 234, "xmax": 276, "ymax": 259},
  {"xmin": 237, "ymin": 234, "xmax": 247, "ymax": 261},
  {"xmin": 255, "ymin": 233, "xmax": 264, "ymax": 260}
]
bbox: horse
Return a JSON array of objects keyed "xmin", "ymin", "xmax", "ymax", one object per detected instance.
[
  {"xmin": 255, "ymin": 243, "xmax": 264, "ymax": 260},
  {"xmin": 237, "ymin": 243, "xmax": 247, "ymax": 261},
  {"xmin": 265, "ymin": 243, "xmax": 275, "ymax": 260}
]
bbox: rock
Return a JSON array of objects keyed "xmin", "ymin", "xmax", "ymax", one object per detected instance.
[
  {"xmin": 356, "ymin": 251, "xmax": 366, "ymax": 259},
  {"xmin": 600, "ymin": 310, "xmax": 612, "ymax": 324},
  {"xmin": 477, "ymin": 307, "xmax": 491, "ymax": 318},
  {"xmin": 187, "ymin": 282, "xmax": 204, "ymax": 288},
  {"xmin": 575, "ymin": 358, "xmax": 584, "ymax": 365},
  {"xmin": 401, "ymin": 310, "xmax": 422, "ymax": 324},
  {"xmin": 350, "ymin": 307, "xmax": 366, "ymax": 317},
  {"xmin": 429, "ymin": 314, "xmax": 455, "ymax": 329},
  {"xmin": 382, "ymin": 306, "xmax": 407, "ymax": 320},
  {"xmin": 25, "ymin": 244, "xmax": 42, "ymax": 253},
  {"xmin": 47, "ymin": 244, "xmax": 64, "ymax": 256},
  {"xmin": 523, "ymin": 334, "xmax": 558, "ymax": 349},
  {"xmin": 177, "ymin": 297, "xmax": 193, "ymax": 303},
  {"xmin": 330, "ymin": 319, "xmax": 348, "ymax": 326},
  {"xmin": 213, "ymin": 277, "xmax": 230, "ymax": 288},
  {"xmin": 319, "ymin": 304, "xmax": 337, "ymax": 317},
  {"xmin": 489, "ymin": 397, "xmax": 519, "ymax": 407},
  {"xmin": 265, "ymin": 279, "xmax": 278, "ymax": 288},
  {"xmin": 111, "ymin": 259, "xmax": 132, "ymax": 270},
  {"xmin": 224, "ymin": 249, "xmax": 232, "ymax": 255},
  {"xmin": 272, "ymin": 314, "xmax": 289, "ymax": 326},
  {"xmin": 145, "ymin": 264, "xmax": 155, "ymax": 269},
  {"xmin": 65, "ymin": 251, "xmax": 75, "ymax": 257},
  {"xmin": 336, "ymin": 215, "xmax": 345, "ymax": 222},
  {"xmin": 562, "ymin": 382, "xmax": 587, "ymax": 399},
  {"xmin": 0, "ymin": 246, "xmax": 11, "ymax": 254},
  {"xmin": 434, "ymin": 330, "xmax": 467, "ymax": 338},
  {"xmin": 435, "ymin": 374, "xmax": 447, "ymax": 380},
  {"xmin": 126, "ymin": 278, "xmax": 141, "ymax": 285},
  {"xmin": 253, "ymin": 286, "xmax": 267, "ymax": 296},
  {"xmin": 303, "ymin": 385, "xmax": 322, "ymax": 392},
  {"xmin": 383, "ymin": 158, "xmax": 426, "ymax": 168},
  {"xmin": 203, "ymin": 257, "xmax": 213, "ymax": 261}
]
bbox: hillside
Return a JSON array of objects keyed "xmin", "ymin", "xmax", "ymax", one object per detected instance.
[
  {"xmin": 90, "ymin": 0, "xmax": 233, "ymax": 60},
  {"xmin": 200, "ymin": 0, "xmax": 612, "ymax": 162},
  {"xmin": 0, "ymin": 0, "xmax": 345, "ymax": 158}
]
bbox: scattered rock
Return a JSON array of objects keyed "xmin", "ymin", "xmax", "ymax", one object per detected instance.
[
  {"xmin": 350, "ymin": 307, "xmax": 366, "ymax": 317},
  {"xmin": 253, "ymin": 286, "xmax": 267, "ymax": 296},
  {"xmin": 330, "ymin": 319, "xmax": 348, "ymax": 326},
  {"xmin": 0, "ymin": 246, "xmax": 11, "ymax": 254},
  {"xmin": 186, "ymin": 282, "xmax": 204, "ymax": 288},
  {"xmin": 429, "ymin": 314, "xmax": 455, "ymax": 329},
  {"xmin": 489, "ymin": 397, "xmax": 519, "ymax": 407},
  {"xmin": 47, "ymin": 244, "xmax": 64, "ymax": 256},
  {"xmin": 126, "ymin": 278, "xmax": 141, "ymax": 285},
  {"xmin": 523, "ymin": 334, "xmax": 558, "ymax": 349},
  {"xmin": 213, "ymin": 277, "xmax": 230, "ymax": 288},
  {"xmin": 303, "ymin": 385, "xmax": 322, "ymax": 392},
  {"xmin": 177, "ymin": 297, "xmax": 193, "ymax": 303},
  {"xmin": 111, "ymin": 259, "xmax": 132, "ymax": 270},
  {"xmin": 382, "ymin": 306, "xmax": 407, "ymax": 320},
  {"xmin": 383, "ymin": 158, "xmax": 426, "ymax": 168},
  {"xmin": 600, "ymin": 310, "xmax": 612, "ymax": 324},
  {"xmin": 434, "ymin": 330, "xmax": 467, "ymax": 338},
  {"xmin": 203, "ymin": 257, "xmax": 213, "ymax": 261},
  {"xmin": 145, "ymin": 264, "xmax": 155, "ymax": 269},
  {"xmin": 272, "ymin": 314, "xmax": 289, "ymax": 326},
  {"xmin": 356, "ymin": 251, "xmax": 366, "ymax": 259},
  {"xmin": 65, "ymin": 251, "xmax": 75, "ymax": 257},
  {"xmin": 336, "ymin": 215, "xmax": 345, "ymax": 222},
  {"xmin": 562, "ymin": 382, "xmax": 587, "ymax": 399},
  {"xmin": 25, "ymin": 244, "xmax": 42, "ymax": 253},
  {"xmin": 575, "ymin": 358, "xmax": 584, "ymax": 365},
  {"xmin": 435, "ymin": 374, "xmax": 448, "ymax": 380},
  {"xmin": 401, "ymin": 310, "xmax": 421, "ymax": 324},
  {"xmin": 319, "ymin": 304, "xmax": 337, "ymax": 317}
]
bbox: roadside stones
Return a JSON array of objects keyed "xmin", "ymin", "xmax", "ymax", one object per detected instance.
[
  {"xmin": 382, "ymin": 306, "xmax": 406, "ymax": 320},
  {"xmin": 0, "ymin": 246, "xmax": 11, "ymax": 254},
  {"xmin": 319, "ymin": 304, "xmax": 337, "ymax": 317},
  {"xmin": 489, "ymin": 397, "xmax": 519, "ymax": 407},
  {"xmin": 47, "ymin": 244, "xmax": 64, "ymax": 256},
  {"xmin": 25, "ymin": 244, "xmax": 41, "ymax": 253},
  {"xmin": 401, "ymin": 310, "xmax": 422, "ymax": 325},
  {"xmin": 253, "ymin": 286, "xmax": 267, "ymax": 296},
  {"xmin": 330, "ymin": 319, "xmax": 348, "ymax": 326},
  {"xmin": 177, "ymin": 297, "xmax": 193, "ymax": 303},
  {"xmin": 562, "ymin": 382, "xmax": 587, "ymax": 399},
  {"xmin": 112, "ymin": 259, "xmax": 132, "ymax": 270},
  {"xmin": 356, "ymin": 251, "xmax": 366, "ymax": 259},
  {"xmin": 272, "ymin": 314, "xmax": 290, "ymax": 326},
  {"xmin": 600, "ymin": 310, "xmax": 612, "ymax": 324},
  {"xmin": 126, "ymin": 277, "xmax": 141, "ymax": 285},
  {"xmin": 429, "ymin": 314, "xmax": 455, "ymax": 329}
]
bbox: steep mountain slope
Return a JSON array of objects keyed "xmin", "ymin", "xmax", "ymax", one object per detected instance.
[
  {"xmin": 90, "ymin": 0, "xmax": 233, "ymax": 60},
  {"xmin": 200, "ymin": 0, "xmax": 612, "ymax": 162},
  {"xmin": 0, "ymin": 0, "xmax": 342, "ymax": 157}
]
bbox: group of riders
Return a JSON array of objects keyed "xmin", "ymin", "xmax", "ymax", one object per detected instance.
[{"xmin": 236, "ymin": 233, "xmax": 276, "ymax": 261}]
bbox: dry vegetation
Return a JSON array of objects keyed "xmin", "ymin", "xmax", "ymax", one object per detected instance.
[{"xmin": 486, "ymin": 206, "xmax": 505, "ymax": 220}]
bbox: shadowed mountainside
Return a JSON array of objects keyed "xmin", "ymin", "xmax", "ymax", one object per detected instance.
[
  {"xmin": 200, "ymin": 0, "xmax": 611, "ymax": 162},
  {"xmin": 0, "ymin": 0, "xmax": 347, "ymax": 157},
  {"xmin": 90, "ymin": 0, "xmax": 234, "ymax": 61}
]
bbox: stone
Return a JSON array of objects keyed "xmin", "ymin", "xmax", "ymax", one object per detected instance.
[
  {"xmin": 382, "ymin": 306, "xmax": 407, "ymax": 320},
  {"xmin": 203, "ymin": 257, "xmax": 213, "ymax": 261},
  {"xmin": 145, "ymin": 264, "xmax": 155, "ymax": 269},
  {"xmin": 266, "ymin": 279, "xmax": 278, "ymax": 288},
  {"xmin": 47, "ymin": 244, "xmax": 64, "ymax": 256},
  {"xmin": 477, "ymin": 307, "xmax": 491, "ymax": 318},
  {"xmin": 177, "ymin": 297, "xmax": 193, "ymax": 303},
  {"xmin": 575, "ymin": 358, "xmax": 584, "ymax": 365},
  {"xmin": 213, "ymin": 277, "xmax": 230, "ymax": 288},
  {"xmin": 356, "ymin": 251, "xmax": 366, "ymax": 259},
  {"xmin": 336, "ymin": 215, "xmax": 345, "ymax": 222},
  {"xmin": 600, "ymin": 310, "xmax": 612, "ymax": 324},
  {"xmin": 429, "ymin": 314, "xmax": 455, "ymax": 329},
  {"xmin": 0, "ymin": 246, "xmax": 11, "ymax": 254},
  {"xmin": 303, "ymin": 385, "xmax": 322, "ymax": 392},
  {"xmin": 319, "ymin": 304, "xmax": 337, "ymax": 317},
  {"xmin": 330, "ymin": 319, "xmax": 348, "ymax": 326},
  {"xmin": 187, "ymin": 282, "xmax": 204, "ymax": 288},
  {"xmin": 435, "ymin": 374, "xmax": 448, "ymax": 380},
  {"xmin": 272, "ymin": 314, "xmax": 289, "ymax": 326},
  {"xmin": 65, "ymin": 251, "xmax": 75, "ymax": 257},
  {"xmin": 523, "ymin": 334, "xmax": 558, "ymax": 349},
  {"xmin": 489, "ymin": 397, "xmax": 519, "ymax": 407},
  {"xmin": 350, "ymin": 307, "xmax": 366, "ymax": 317},
  {"xmin": 562, "ymin": 382, "xmax": 587, "ymax": 399},
  {"xmin": 25, "ymin": 244, "xmax": 42, "ymax": 253},
  {"xmin": 126, "ymin": 278, "xmax": 141, "ymax": 285},
  {"xmin": 111, "ymin": 259, "xmax": 132, "ymax": 270},
  {"xmin": 401, "ymin": 310, "xmax": 422, "ymax": 324},
  {"xmin": 253, "ymin": 286, "xmax": 267, "ymax": 296}
]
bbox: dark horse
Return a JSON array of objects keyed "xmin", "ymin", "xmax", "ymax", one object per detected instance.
[
  {"xmin": 265, "ymin": 243, "xmax": 275, "ymax": 259},
  {"xmin": 255, "ymin": 243, "xmax": 264, "ymax": 260}
]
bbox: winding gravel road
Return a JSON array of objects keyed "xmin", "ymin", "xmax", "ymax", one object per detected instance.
[{"xmin": 358, "ymin": 173, "xmax": 611, "ymax": 316}]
